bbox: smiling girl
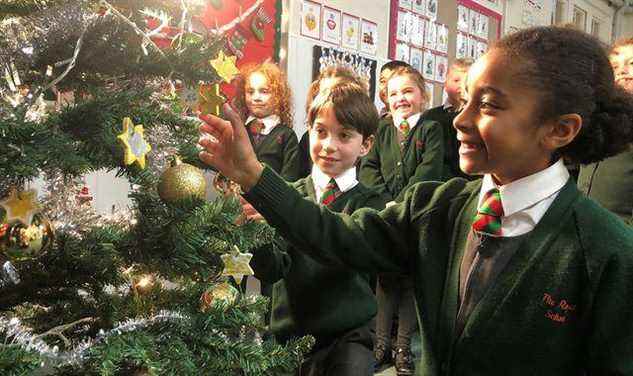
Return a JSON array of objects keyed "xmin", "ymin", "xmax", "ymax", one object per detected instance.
[{"xmin": 200, "ymin": 27, "xmax": 633, "ymax": 374}]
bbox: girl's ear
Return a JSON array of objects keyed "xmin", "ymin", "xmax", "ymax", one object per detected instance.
[
  {"xmin": 542, "ymin": 114, "xmax": 582, "ymax": 151},
  {"xmin": 359, "ymin": 135, "xmax": 375, "ymax": 157}
]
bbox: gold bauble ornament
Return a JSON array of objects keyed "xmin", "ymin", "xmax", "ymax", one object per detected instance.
[
  {"xmin": 200, "ymin": 281, "xmax": 238, "ymax": 312},
  {"xmin": 157, "ymin": 156, "xmax": 207, "ymax": 203},
  {"xmin": 1, "ymin": 212, "xmax": 54, "ymax": 262}
]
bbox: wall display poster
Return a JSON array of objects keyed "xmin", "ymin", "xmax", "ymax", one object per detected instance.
[
  {"xmin": 436, "ymin": 24, "xmax": 448, "ymax": 53},
  {"xmin": 424, "ymin": 21, "xmax": 437, "ymax": 51},
  {"xmin": 435, "ymin": 55, "xmax": 447, "ymax": 83},
  {"xmin": 396, "ymin": 42, "xmax": 411, "ymax": 62},
  {"xmin": 476, "ymin": 41, "xmax": 488, "ymax": 59},
  {"xmin": 456, "ymin": 32, "xmax": 468, "ymax": 58},
  {"xmin": 477, "ymin": 13, "xmax": 489, "ymax": 38},
  {"xmin": 313, "ymin": 45, "xmax": 378, "ymax": 100},
  {"xmin": 360, "ymin": 19, "xmax": 378, "ymax": 55},
  {"xmin": 399, "ymin": 0, "xmax": 413, "ymax": 9},
  {"xmin": 469, "ymin": 9, "xmax": 479, "ymax": 35},
  {"xmin": 410, "ymin": 47, "xmax": 423, "ymax": 72},
  {"xmin": 412, "ymin": 0, "xmax": 425, "ymax": 14},
  {"xmin": 410, "ymin": 16, "xmax": 425, "ymax": 47},
  {"xmin": 301, "ymin": 0, "xmax": 321, "ymax": 39},
  {"xmin": 467, "ymin": 36, "xmax": 477, "ymax": 59},
  {"xmin": 341, "ymin": 14, "xmax": 360, "ymax": 50},
  {"xmin": 422, "ymin": 50, "xmax": 435, "ymax": 80},
  {"xmin": 458, "ymin": 5, "xmax": 469, "ymax": 32},
  {"xmin": 426, "ymin": 0, "xmax": 438, "ymax": 21},
  {"xmin": 425, "ymin": 82, "xmax": 435, "ymax": 107},
  {"xmin": 396, "ymin": 11, "xmax": 411, "ymax": 42},
  {"xmin": 322, "ymin": 6, "xmax": 342, "ymax": 45}
]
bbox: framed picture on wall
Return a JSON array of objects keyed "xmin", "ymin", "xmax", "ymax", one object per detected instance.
[
  {"xmin": 422, "ymin": 50, "xmax": 435, "ymax": 80},
  {"xmin": 410, "ymin": 16, "xmax": 425, "ymax": 47},
  {"xmin": 322, "ymin": 6, "xmax": 341, "ymax": 45},
  {"xmin": 469, "ymin": 9, "xmax": 479, "ymax": 35},
  {"xmin": 468, "ymin": 36, "xmax": 477, "ymax": 59},
  {"xmin": 301, "ymin": 0, "xmax": 321, "ymax": 40},
  {"xmin": 396, "ymin": 42, "xmax": 411, "ymax": 62},
  {"xmin": 476, "ymin": 41, "xmax": 488, "ymax": 59},
  {"xmin": 435, "ymin": 55, "xmax": 447, "ymax": 83},
  {"xmin": 458, "ymin": 5, "xmax": 469, "ymax": 32},
  {"xmin": 412, "ymin": 0, "xmax": 425, "ymax": 15},
  {"xmin": 478, "ymin": 14, "xmax": 489, "ymax": 38},
  {"xmin": 399, "ymin": 0, "xmax": 413, "ymax": 9},
  {"xmin": 341, "ymin": 13, "xmax": 360, "ymax": 50},
  {"xmin": 360, "ymin": 19, "xmax": 378, "ymax": 55},
  {"xmin": 410, "ymin": 47, "xmax": 423, "ymax": 72},
  {"xmin": 456, "ymin": 32, "xmax": 468, "ymax": 58},
  {"xmin": 426, "ymin": 0, "xmax": 438, "ymax": 21},
  {"xmin": 424, "ymin": 21, "xmax": 437, "ymax": 51},
  {"xmin": 396, "ymin": 11, "xmax": 411, "ymax": 42},
  {"xmin": 436, "ymin": 24, "xmax": 448, "ymax": 53}
]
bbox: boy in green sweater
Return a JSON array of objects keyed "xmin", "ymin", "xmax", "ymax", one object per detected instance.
[
  {"xmin": 243, "ymin": 82, "xmax": 387, "ymax": 375},
  {"xmin": 200, "ymin": 27, "xmax": 633, "ymax": 375}
]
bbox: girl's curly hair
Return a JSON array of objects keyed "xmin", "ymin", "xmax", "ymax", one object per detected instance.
[{"xmin": 233, "ymin": 62, "xmax": 294, "ymax": 128}]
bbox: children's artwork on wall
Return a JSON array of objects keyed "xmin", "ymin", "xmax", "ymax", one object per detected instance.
[
  {"xmin": 424, "ymin": 21, "xmax": 437, "ymax": 51},
  {"xmin": 435, "ymin": 55, "xmax": 447, "ymax": 83},
  {"xmin": 476, "ymin": 41, "xmax": 488, "ymax": 59},
  {"xmin": 410, "ymin": 47, "xmax": 423, "ymax": 72},
  {"xmin": 468, "ymin": 36, "xmax": 477, "ymax": 59},
  {"xmin": 425, "ymin": 82, "xmax": 435, "ymax": 107},
  {"xmin": 322, "ymin": 6, "xmax": 341, "ymax": 45},
  {"xmin": 458, "ymin": 5, "xmax": 469, "ymax": 32},
  {"xmin": 426, "ymin": 0, "xmax": 438, "ymax": 21},
  {"xmin": 456, "ymin": 32, "xmax": 467, "ymax": 58},
  {"xmin": 396, "ymin": 42, "xmax": 411, "ymax": 62},
  {"xmin": 360, "ymin": 19, "xmax": 378, "ymax": 55},
  {"xmin": 412, "ymin": 0, "xmax": 425, "ymax": 14},
  {"xmin": 313, "ymin": 45, "xmax": 378, "ymax": 99},
  {"xmin": 341, "ymin": 13, "xmax": 360, "ymax": 50},
  {"xmin": 478, "ymin": 14, "xmax": 489, "ymax": 38},
  {"xmin": 396, "ymin": 11, "xmax": 411, "ymax": 42},
  {"xmin": 301, "ymin": 0, "xmax": 321, "ymax": 40},
  {"xmin": 410, "ymin": 16, "xmax": 425, "ymax": 47},
  {"xmin": 422, "ymin": 50, "xmax": 435, "ymax": 81},
  {"xmin": 399, "ymin": 0, "xmax": 413, "ymax": 9},
  {"xmin": 436, "ymin": 24, "xmax": 448, "ymax": 53},
  {"xmin": 469, "ymin": 9, "xmax": 479, "ymax": 35}
]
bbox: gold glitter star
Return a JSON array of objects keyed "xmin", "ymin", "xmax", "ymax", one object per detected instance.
[
  {"xmin": 220, "ymin": 245, "xmax": 254, "ymax": 284},
  {"xmin": 0, "ymin": 189, "xmax": 40, "ymax": 225},
  {"xmin": 117, "ymin": 117, "xmax": 152, "ymax": 169},
  {"xmin": 198, "ymin": 83, "xmax": 225, "ymax": 116},
  {"xmin": 209, "ymin": 50, "xmax": 240, "ymax": 83}
]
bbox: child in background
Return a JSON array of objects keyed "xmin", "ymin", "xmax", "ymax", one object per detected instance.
[
  {"xmin": 377, "ymin": 60, "xmax": 411, "ymax": 118},
  {"xmin": 577, "ymin": 37, "xmax": 633, "ymax": 222},
  {"xmin": 246, "ymin": 82, "xmax": 386, "ymax": 375},
  {"xmin": 200, "ymin": 26, "xmax": 633, "ymax": 374},
  {"xmin": 422, "ymin": 58, "xmax": 474, "ymax": 180},
  {"xmin": 360, "ymin": 65, "xmax": 450, "ymax": 375},
  {"xmin": 297, "ymin": 66, "xmax": 370, "ymax": 178}
]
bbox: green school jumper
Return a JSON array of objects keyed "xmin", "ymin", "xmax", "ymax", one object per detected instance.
[
  {"xmin": 249, "ymin": 176, "xmax": 387, "ymax": 346},
  {"xmin": 421, "ymin": 105, "xmax": 470, "ymax": 180},
  {"xmin": 250, "ymin": 124, "xmax": 301, "ymax": 182},
  {"xmin": 359, "ymin": 117, "xmax": 449, "ymax": 202},
  {"xmin": 245, "ymin": 166, "xmax": 633, "ymax": 375}
]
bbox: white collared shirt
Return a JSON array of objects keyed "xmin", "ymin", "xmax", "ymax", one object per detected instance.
[
  {"xmin": 245, "ymin": 114, "xmax": 280, "ymax": 135},
  {"xmin": 311, "ymin": 165, "xmax": 359, "ymax": 202},
  {"xmin": 478, "ymin": 159, "xmax": 570, "ymax": 237},
  {"xmin": 393, "ymin": 113, "xmax": 422, "ymax": 131}
]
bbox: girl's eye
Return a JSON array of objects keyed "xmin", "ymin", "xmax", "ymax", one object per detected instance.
[{"xmin": 480, "ymin": 101, "xmax": 499, "ymax": 111}]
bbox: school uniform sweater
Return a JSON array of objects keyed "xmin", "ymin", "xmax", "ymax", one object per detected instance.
[
  {"xmin": 359, "ymin": 116, "xmax": 449, "ymax": 202},
  {"xmin": 421, "ymin": 105, "xmax": 470, "ymax": 180},
  {"xmin": 247, "ymin": 118, "xmax": 301, "ymax": 182},
  {"xmin": 245, "ymin": 165, "xmax": 633, "ymax": 376},
  {"xmin": 249, "ymin": 172, "xmax": 387, "ymax": 346}
]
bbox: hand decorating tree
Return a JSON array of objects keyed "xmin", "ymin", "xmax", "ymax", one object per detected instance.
[{"xmin": 0, "ymin": 1, "xmax": 311, "ymax": 374}]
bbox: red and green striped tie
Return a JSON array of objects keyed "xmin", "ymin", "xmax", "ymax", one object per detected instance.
[
  {"xmin": 320, "ymin": 179, "xmax": 341, "ymax": 207},
  {"xmin": 472, "ymin": 188, "xmax": 504, "ymax": 236}
]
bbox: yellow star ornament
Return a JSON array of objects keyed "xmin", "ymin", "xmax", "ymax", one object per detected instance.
[
  {"xmin": 209, "ymin": 51, "xmax": 240, "ymax": 83},
  {"xmin": 198, "ymin": 83, "xmax": 225, "ymax": 116},
  {"xmin": 117, "ymin": 117, "xmax": 152, "ymax": 169},
  {"xmin": 220, "ymin": 245, "xmax": 254, "ymax": 284},
  {"xmin": 0, "ymin": 189, "xmax": 40, "ymax": 225}
]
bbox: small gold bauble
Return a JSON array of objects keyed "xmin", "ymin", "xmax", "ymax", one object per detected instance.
[
  {"xmin": 158, "ymin": 156, "xmax": 207, "ymax": 203},
  {"xmin": 200, "ymin": 281, "xmax": 238, "ymax": 312},
  {"xmin": 1, "ymin": 212, "xmax": 55, "ymax": 262}
]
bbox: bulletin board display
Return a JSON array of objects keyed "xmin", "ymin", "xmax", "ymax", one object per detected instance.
[
  {"xmin": 455, "ymin": 0, "xmax": 502, "ymax": 61},
  {"xmin": 312, "ymin": 45, "xmax": 378, "ymax": 100}
]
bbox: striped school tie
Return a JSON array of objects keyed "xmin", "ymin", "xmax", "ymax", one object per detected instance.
[
  {"xmin": 248, "ymin": 119, "xmax": 265, "ymax": 146},
  {"xmin": 399, "ymin": 119, "xmax": 410, "ymax": 136},
  {"xmin": 472, "ymin": 188, "xmax": 504, "ymax": 237},
  {"xmin": 320, "ymin": 179, "xmax": 341, "ymax": 207}
]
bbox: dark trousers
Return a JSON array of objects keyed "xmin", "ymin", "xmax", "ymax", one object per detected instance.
[
  {"xmin": 375, "ymin": 273, "xmax": 417, "ymax": 350},
  {"xmin": 298, "ymin": 323, "xmax": 374, "ymax": 376}
]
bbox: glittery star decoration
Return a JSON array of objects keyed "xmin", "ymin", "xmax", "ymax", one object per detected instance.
[
  {"xmin": 117, "ymin": 117, "xmax": 152, "ymax": 169},
  {"xmin": 0, "ymin": 189, "xmax": 40, "ymax": 225},
  {"xmin": 209, "ymin": 51, "xmax": 240, "ymax": 83},
  {"xmin": 220, "ymin": 245, "xmax": 254, "ymax": 284},
  {"xmin": 198, "ymin": 83, "xmax": 226, "ymax": 116}
]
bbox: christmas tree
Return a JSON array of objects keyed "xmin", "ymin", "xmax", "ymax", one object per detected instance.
[{"xmin": 0, "ymin": 1, "xmax": 312, "ymax": 374}]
